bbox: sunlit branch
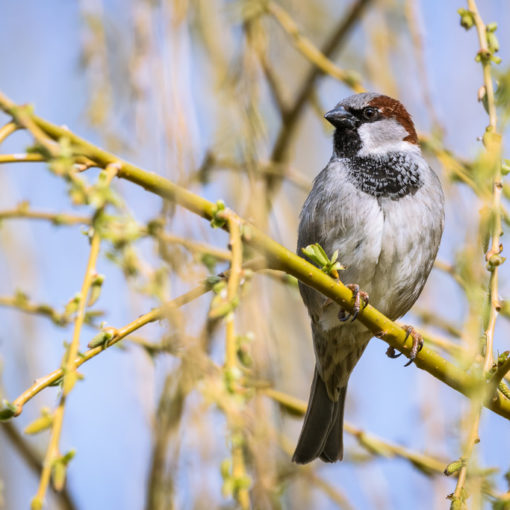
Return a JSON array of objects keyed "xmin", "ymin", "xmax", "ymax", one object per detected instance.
[{"xmin": 0, "ymin": 90, "xmax": 509, "ymax": 421}]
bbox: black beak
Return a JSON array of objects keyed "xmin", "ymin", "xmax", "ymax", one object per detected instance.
[{"xmin": 324, "ymin": 106, "xmax": 359, "ymax": 129}]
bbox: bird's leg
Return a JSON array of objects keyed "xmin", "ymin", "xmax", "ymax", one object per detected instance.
[{"xmin": 386, "ymin": 326, "xmax": 423, "ymax": 366}]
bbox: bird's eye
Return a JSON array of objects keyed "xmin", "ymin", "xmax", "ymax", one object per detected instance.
[{"xmin": 362, "ymin": 107, "xmax": 379, "ymax": 121}]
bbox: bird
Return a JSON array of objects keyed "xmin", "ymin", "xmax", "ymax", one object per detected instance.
[{"xmin": 293, "ymin": 92, "xmax": 444, "ymax": 464}]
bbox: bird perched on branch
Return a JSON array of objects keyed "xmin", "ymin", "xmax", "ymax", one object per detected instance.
[{"xmin": 294, "ymin": 92, "xmax": 444, "ymax": 464}]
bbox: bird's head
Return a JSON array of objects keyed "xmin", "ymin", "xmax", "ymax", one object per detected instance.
[{"xmin": 325, "ymin": 93, "xmax": 419, "ymax": 158}]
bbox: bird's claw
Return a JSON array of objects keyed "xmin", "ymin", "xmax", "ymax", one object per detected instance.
[
  {"xmin": 386, "ymin": 346, "xmax": 402, "ymax": 359},
  {"xmin": 338, "ymin": 284, "xmax": 369, "ymax": 322},
  {"xmin": 402, "ymin": 325, "xmax": 423, "ymax": 367},
  {"xmin": 338, "ymin": 309, "xmax": 351, "ymax": 322},
  {"xmin": 385, "ymin": 326, "xmax": 423, "ymax": 365}
]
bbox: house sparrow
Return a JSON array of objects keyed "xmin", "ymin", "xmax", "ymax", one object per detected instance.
[{"xmin": 293, "ymin": 92, "xmax": 444, "ymax": 464}]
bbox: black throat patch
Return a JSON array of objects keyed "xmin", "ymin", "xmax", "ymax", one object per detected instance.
[{"xmin": 346, "ymin": 153, "xmax": 423, "ymax": 200}]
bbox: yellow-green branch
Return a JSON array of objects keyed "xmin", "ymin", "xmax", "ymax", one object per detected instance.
[{"xmin": 0, "ymin": 91, "xmax": 509, "ymax": 422}]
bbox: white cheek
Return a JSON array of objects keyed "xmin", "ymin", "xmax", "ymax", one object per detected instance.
[{"xmin": 357, "ymin": 118, "xmax": 418, "ymax": 156}]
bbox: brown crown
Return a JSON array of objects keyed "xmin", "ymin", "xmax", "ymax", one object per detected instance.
[{"xmin": 368, "ymin": 95, "xmax": 418, "ymax": 145}]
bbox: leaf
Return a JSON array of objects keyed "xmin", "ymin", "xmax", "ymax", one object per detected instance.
[
  {"xmin": 88, "ymin": 274, "xmax": 105, "ymax": 306},
  {"xmin": 24, "ymin": 410, "xmax": 53, "ymax": 435}
]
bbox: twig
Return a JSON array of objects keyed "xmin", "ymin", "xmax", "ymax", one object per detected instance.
[
  {"xmin": 265, "ymin": 0, "xmax": 371, "ymax": 201},
  {"xmin": 225, "ymin": 215, "xmax": 243, "ymax": 368},
  {"xmin": 155, "ymin": 231, "xmax": 231, "ymax": 261},
  {"xmin": 452, "ymin": 2, "xmax": 502, "ymax": 505},
  {"xmin": 191, "ymin": 153, "xmax": 311, "ymax": 192},
  {"xmin": 0, "ymin": 122, "xmax": 19, "ymax": 145},
  {"xmin": 263, "ymin": 388, "xmax": 447, "ymax": 475},
  {"xmin": 32, "ymin": 164, "xmax": 119, "ymax": 507},
  {"xmin": 0, "ymin": 207, "xmax": 91, "ymax": 226},
  {"xmin": 266, "ymin": 2, "xmax": 363, "ymax": 94},
  {"xmin": 487, "ymin": 356, "xmax": 510, "ymax": 401},
  {"xmin": 404, "ymin": 0, "xmax": 443, "ymax": 130},
  {"xmin": 1, "ymin": 103, "xmax": 59, "ymax": 158},
  {"xmin": 250, "ymin": 18, "xmax": 288, "ymax": 118},
  {"xmin": 434, "ymin": 259, "xmax": 468, "ymax": 290},
  {"xmin": 0, "ymin": 153, "xmax": 46, "ymax": 164},
  {"xmin": 8, "ymin": 284, "xmax": 210, "ymax": 416},
  {"xmin": 0, "ymin": 294, "xmax": 70, "ymax": 327},
  {"xmin": 0, "ymin": 422, "xmax": 77, "ymax": 510},
  {"xmin": 412, "ymin": 308, "xmax": 463, "ymax": 339},
  {"xmin": 224, "ymin": 215, "xmax": 249, "ymax": 510}
]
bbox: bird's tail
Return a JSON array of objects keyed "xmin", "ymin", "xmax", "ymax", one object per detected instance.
[{"xmin": 292, "ymin": 367, "xmax": 346, "ymax": 464}]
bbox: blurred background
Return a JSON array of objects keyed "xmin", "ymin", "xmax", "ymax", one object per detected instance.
[{"xmin": 1, "ymin": 1, "xmax": 510, "ymax": 509}]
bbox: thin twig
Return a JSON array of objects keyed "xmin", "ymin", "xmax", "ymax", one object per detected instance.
[
  {"xmin": 0, "ymin": 122, "xmax": 19, "ymax": 145},
  {"xmin": 9, "ymin": 284, "xmax": 210, "ymax": 416},
  {"xmin": 32, "ymin": 164, "xmax": 119, "ymax": 507},
  {"xmin": 224, "ymin": 215, "xmax": 249, "ymax": 510},
  {"xmin": 452, "ymin": 1, "xmax": 502, "ymax": 504},
  {"xmin": 487, "ymin": 356, "xmax": 510, "ymax": 401},
  {"xmin": 266, "ymin": 2, "xmax": 364, "ymax": 93},
  {"xmin": 155, "ymin": 231, "xmax": 231, "ymax": 261},
  {"xmin": 0, "ymin": 422, "xmax": 78, "ymax": 510},
  {"xmin": 0, "ymin": 207, "xmax": 91, "ymax": 226},
  {"xmin": 265, "ymin": 0, "xmax": 372, "ymax": 202},
  {"xmin": 0, "ymin": 153, "xmax": 46, "ymax": 164},
  {"xmin": 264, "ymin": 388, "xmax": 447, "ymax": 475},
  {"xmin": 404, "ymin": 0, "xmax": 443, "ymax": 130},
  {"xmin": 225, "ymin": 215, "xmax": 243, "ymax": 368},
  {"xmin": 0, "ymin": 295, "xmax": 70, "ymax": 327}
]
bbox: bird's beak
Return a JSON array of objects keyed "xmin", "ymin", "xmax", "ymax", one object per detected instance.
[{"xmin": 324, "ymin": 106, "xmax": 358, "ymax": 129}]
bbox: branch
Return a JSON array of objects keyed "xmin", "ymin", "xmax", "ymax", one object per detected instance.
[
  {"xmin": 32, "ymin": 163, "xmax": 119, "ymax": 508},
  {"xmin": 264, "ymin": 388, "xmax": 447, "ymax": 475},
  {"xmin": 0, "ymin": 422, "xmax": 78, "ymax": 510},
  {"xmin": 266, "ymin": 2, "xmax": 364, "ymax": 93},
  {"xmin": 2, "ymin": 284, "xmax": 210, "ymax": 419},
  {"xmin": 451, "ymin": 2, "xmax": 503, "ymax": 505},
  {"xmin": 0, "ymin": 206, "xmax": 90, "ymax": 226},
  {"xmin": 153, "ymin": 231, "xmax": 231, "ymax": 262},
  {"xmin": 0, "ymin": 294, "xmax": 69, "ymax": 326},
  {"xmin": 0, "ymin": 153, "xmax": 45, "ymax": 164},
  {"xmin": 0, "ymin": 121, "xmax": 19, "ymax": 144},
  {"xmin": 1, "ymin": 91, "xmax": 510, "ymax": 422},
  {"xmin": 265, "ymin": 0, "xmax": 372, "ymax": 201}
]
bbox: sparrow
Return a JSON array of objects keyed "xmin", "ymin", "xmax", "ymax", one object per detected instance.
[{"xmin": 293, "ymin": 92, "xmax": 444, "ymax": 464}]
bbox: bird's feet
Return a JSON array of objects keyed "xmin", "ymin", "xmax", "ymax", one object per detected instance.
[
  {"xmin": 338, "ymin": 284, "xmax": 369, "ymax": 322},
  {"xmin": 385, "ymin": 325, "xmax": 423, "ymax": 367}
]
